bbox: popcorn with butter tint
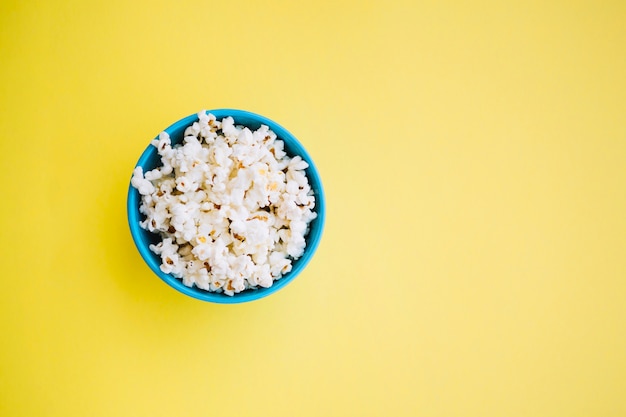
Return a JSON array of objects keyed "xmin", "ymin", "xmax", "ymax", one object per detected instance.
[{"xmin": 132, "ymin": 111, "xmax": 316, "ymax": 295}]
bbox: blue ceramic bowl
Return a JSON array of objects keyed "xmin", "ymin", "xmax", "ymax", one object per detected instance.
[{"xmin": 127, "ymin": 109, "xmax": 325, "ymax": 303}]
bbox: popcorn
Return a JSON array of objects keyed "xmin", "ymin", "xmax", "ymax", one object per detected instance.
[
  {"xmin": 132, "ymin": 111, "xmax": 317, "ymax": 295},
  {"xmin": 131, "ymin": 167, "xmax": 155, "ymax": 196}
]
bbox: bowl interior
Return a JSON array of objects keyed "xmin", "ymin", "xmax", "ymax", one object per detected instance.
[{"xmin": 127, "ymin": 109, "xmax": 325, "ymax": 304}]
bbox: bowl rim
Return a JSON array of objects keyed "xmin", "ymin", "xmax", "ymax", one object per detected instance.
[{"xmin": 127, "ymin": 109, "xmax": 325, "ymax": 304}]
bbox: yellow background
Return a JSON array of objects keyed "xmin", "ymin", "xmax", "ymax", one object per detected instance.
[{"xmin": 1, "ymin": 0, "xmax": 625, "ymax": 416}]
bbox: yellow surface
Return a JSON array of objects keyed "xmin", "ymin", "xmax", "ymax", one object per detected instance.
[{"xmin": 1, "ymin": 0, "xmax": 625, "ymax": 416}]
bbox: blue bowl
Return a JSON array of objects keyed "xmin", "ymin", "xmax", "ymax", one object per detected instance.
[{"xmin": 127, "ymin": 109, "xmax": 325, "ymax": 303}]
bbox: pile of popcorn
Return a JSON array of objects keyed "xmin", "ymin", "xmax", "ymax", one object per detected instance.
[{"xmin": 131, "ymin": 111, "xmax": 316, "ymax": 296}]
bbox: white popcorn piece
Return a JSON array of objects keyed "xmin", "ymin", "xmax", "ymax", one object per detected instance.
[
  {"xmin": 220, "ymin": 116, "xmax": 240, "ymax": 139},
  {"xmin": 269, "ymin": 251, "xmax": 292, "ymax": 277},
  {"xmin": 131, "ymin": 167, "xmax": 155, "ymax": 196},
  {"xmin": 175, "ymin": 175, "xmax": 196, "ymax": 193},
  {"xmin": 237, "ymin": 127, "xmax": 254, "ymax": 145},
  {"xmin": 144, "ymin": 168, "xmax": 163, "ymax": 181},
  {"xmin": 131, "ymin": 112, "xmax": 317, "ymax": 295}
]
